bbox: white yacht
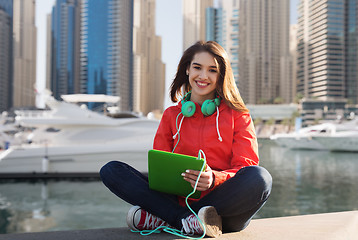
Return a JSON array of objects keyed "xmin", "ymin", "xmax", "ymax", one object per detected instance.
[
  {"xmin": 0, "ymin": 112, "xmax": 22, "ymax": 150},
  {"xmin": 269, "ymin": 123, "xmax": 335, "ymax": 150},
  {"xmin": 0, "ymin": 92, "xmax": 159, "ymax": 177},
  {"xmin": 312, "ymin": 119, "xmax": 358, "ymax": 152},
  {"xmin": 270, "ymin": 119, "xmax": 358, "ymax": 151}
]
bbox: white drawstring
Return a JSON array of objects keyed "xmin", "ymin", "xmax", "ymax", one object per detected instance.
[
  {"xmin": 173, "ymin": 107, "xmax": 223, "ymax": 143},
  {"xmin": 216, "ymin": 106, "xmax": 222, "ymax": 142},
  {"xmin": 173, "ymin": 113, "xmax": 185, "ymax": 140}
]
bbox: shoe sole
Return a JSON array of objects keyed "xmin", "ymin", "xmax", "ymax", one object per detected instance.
[
  {"xmin": 126, "ymin": 205, "xmax": 141, "ymax": 231},
  {"xmin": 198, "ymin": 206, "xmax": 222, "ymax": 238}
]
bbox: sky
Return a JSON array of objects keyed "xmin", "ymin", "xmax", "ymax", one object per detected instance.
[{"xmin": 35, "ymin": 0, "xmax": 299, "ymax": 109}]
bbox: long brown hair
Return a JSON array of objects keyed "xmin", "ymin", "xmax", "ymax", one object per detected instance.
[{"xmin": 170, "ymin": 41, "xmax": 248, "ymax": 112}]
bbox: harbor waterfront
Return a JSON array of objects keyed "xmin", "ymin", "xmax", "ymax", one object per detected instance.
[{"xmin": 0, "ymin": 139, "xmax": 358, "ymax": 234}]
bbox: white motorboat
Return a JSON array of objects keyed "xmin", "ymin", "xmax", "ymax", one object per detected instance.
[
  {"xmin": 0, "ymin": 112, "xmax": 22, "ymax": 150},
  {"xmin": 270, "ymin": 119, "xmax": 358, "ymax": 151},
  {"xmin": 0, "ymin": 92, "xmax": 160, "ymax": 177},
  {"xmin": 269, "ymin": 123, "xmax": 335, "ymax": 150},
  {"xmin": 312, "ymin": 130, "xmax": 358, "ymax": 152}
]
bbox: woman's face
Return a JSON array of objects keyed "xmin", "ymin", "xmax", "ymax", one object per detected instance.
[{"xmin": 187, "ymin": 51, "xmax": 219, "ymax": 105}]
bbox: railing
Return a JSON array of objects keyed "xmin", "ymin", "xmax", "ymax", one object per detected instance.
[{"xmin": 15, "ymin": 110, "xmax": 53, "ymax": 118}]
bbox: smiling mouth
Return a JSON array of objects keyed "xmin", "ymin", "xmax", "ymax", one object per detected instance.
[{"xmin": 196, "ymin": 81, "xmax": 209, "ymax": 87}]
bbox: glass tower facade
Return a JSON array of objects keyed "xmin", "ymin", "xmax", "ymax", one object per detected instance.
[
  {"xmin": 205, "ymin": 1, "xmax": 240, "ymax": 87},
  {"xmin": 297, "ymin": 0, "xmax": 358, "ymax": 104},
  {"xmin": 51, "ymin": 0, "xmax": 80, "ymax": 100},
  {"xmin": 12, "ymin": 0, "xmax": 37, "ymax": 107},
  {"xmin": 345, "ymin": 0, "xmax": 357, "ymax": 104},
  {"xmin": 80, "ymin": 0, "xmax": 133, "ymax": 110},
  {"xmin": 239, "ymin": 0, "xmax": 290, "ymax": 104},
  {"xmin": 80, "ymin": 0, "xmax": 108, "ymax": 97},
  {"xmin": 205, "ymin": 7, "xmax": 223, "ymax": 46},
  {"xmin": 0, "ymin": 0, "xmax": 13, "ymax": 16},
  {"xmin": 0, "ymin": 0, "xmax": 12, "ymax": 112}
]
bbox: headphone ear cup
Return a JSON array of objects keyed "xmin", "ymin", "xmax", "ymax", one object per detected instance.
[
  {"xmin": 181, "ymin": 101, "xmax": 196, "ymax": 117},
  {"xmin": 201, "ymin": 100, "xmax": 209, "ymax": 116},
  {"xmin": 201, "ymin": 100, "xmax": 216, "ymax": 116}
]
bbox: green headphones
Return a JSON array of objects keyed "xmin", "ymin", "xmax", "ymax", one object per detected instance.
[{"xmin": 181, "ymin": 91, "xmax": 221, "ymax": 117}]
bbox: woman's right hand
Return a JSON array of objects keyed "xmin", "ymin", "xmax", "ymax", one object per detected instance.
[{"xmin": 182, "ymin": 165, "xmax": 214, "ymax": 191}]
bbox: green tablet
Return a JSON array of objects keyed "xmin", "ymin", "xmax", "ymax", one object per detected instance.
[{"xmin": 148, "ymin": 149, "xmax": 206, "ymax": 199}]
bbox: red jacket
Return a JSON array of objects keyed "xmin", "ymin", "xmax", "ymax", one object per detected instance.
[{"xmin": 153, "ymin": 100, "xmax": 259, "ymax": 202}]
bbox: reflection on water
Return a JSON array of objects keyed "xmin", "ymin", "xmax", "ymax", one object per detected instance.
[
  {"xmin": 0, "ymin": 181, "xmax": 132, "ymax": 234},
  {"xmin": 257, "ymin": 139, "xmax": 358, "ymax": 218},
  {"xmin": 0, "ymin": 140, "xmax": 357, "ymax": 234}
]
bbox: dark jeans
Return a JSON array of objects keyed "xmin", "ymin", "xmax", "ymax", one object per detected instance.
[{"xmin": 100, "ymin": 161, "xmax": 272, "ymax": 232}]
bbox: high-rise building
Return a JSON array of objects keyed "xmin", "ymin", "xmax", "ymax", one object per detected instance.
[
  {"xmin": 12, "ymin": 0, "xmax": 37, "ymax": 108},
  {"xmin": 297, "ymin": 0, "xmax": 358, "ymax": 104},
  {"xmin": 49, "ymin": 0, "xmax": 81, "ymax": 100},
  {"xmin": 46, "ymin": 14, "xmax": 52, "ymax": 92},
  {"xmin": 108, "ymin": 0, "xmax": 134, "ymax": 111},
  {"xmin": 238, "ymin": 0, "xmax": 290, "ymax": 104},
  {"xmin": 80, "ymin": 0, "xmax": 133, "ymax": 111},
  {"xmin": 206, "ymin": 0, "xmax": 240, "ymax": 86},
  {"xmin": 132, "ymin": 0, "xmax": 165, "ymax": 115},
  {"xmin": 0, "ymin": 0, "xmax": 37, "ymax": 110},
  {"xmin": 183, "ymin": 0, "xmax": 213, "ymax": 50},
  {"xmin": 0, "ymin": 0, "xmax": 12, "ymax": 15},
  {"xmin": 48, "ymin": 0, "xmax": 165, "ymax": 113},
  {"xmin": 289, "ymin": 24, "xmax": 298, "ymax": 103},
  {"xmin": 345, "ymin": 0, "xmax": 357, "ymax": 104},
  {"xmin": 0, "ymin": 7, "xmax": 11, "ymax": 112},
  {"xmin": 205, "ymin": 7, "xmax": 223, "ymax": 45},
  {"xmin": 221, "ymin": 0, "xmax": 240, "ymax": 84}
]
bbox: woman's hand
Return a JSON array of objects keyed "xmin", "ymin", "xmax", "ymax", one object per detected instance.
[{"xmin": 182, "ymin": 165, "xmax": 214, "ymax": 192}]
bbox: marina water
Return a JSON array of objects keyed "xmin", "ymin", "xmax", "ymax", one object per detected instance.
[{"xmin": 0, "ymin": 139, "xmax": 357, "ymax": 234}]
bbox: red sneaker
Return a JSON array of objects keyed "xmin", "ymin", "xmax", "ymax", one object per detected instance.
[
  {"xmin": 126, "ymin": 206, "xmax": 169, "ymax": 231},
  {"xmin": 181, "ymin": 206, "xmax": 222, "ymax": 237}
]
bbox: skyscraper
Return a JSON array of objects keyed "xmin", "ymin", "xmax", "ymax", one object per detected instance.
[
  {"xmin": 0, "ymin": 0, "xmax": 37, "ymax": 110},
  {"xmin": 49, "ymin": 0, "xmax": 81, "ymax": 100},
  {"xmin": 80, "ymin": 0, "xmax": 133, "ymax": 111},
  {"xmin": 205, "ymin": 7, "xmax": 223, "ymax": 45},
  {"xmin": 0, "ymin": 7, "xmax": 11, "ymax": 112},
  {"xmin": 345, "ymin": 0, "xmax": 357, "ymax": 104},
  {"xmin": 297, "ymin": 0, "xmax": 358, "ymax": 104},
  {"xmin": 132, "ymin": 0, "xmax": 165, "ymax": 115},
  {"xmin": 206, "ymin": 0, "xmax": 240, "ymax": 86},
  {"xmin": 238, "ymin": 0, "xmax": 290, "ymax": 104},
  {"xmin": 0, "ymin": 0, "xmax": 12, "ymax": 15},
  {"xmin": 12, "ymin": 0, "xmax": 37, "ymax": 108},
  {"xmin": 48, "ymin": 0, "xmax": 165, "ymax": 113},
  {"xmin": 183, "ymin": 0, "xmax": 213, "ymax": 50},
  {"xmin": 289, "ymin": 24, "xmax": 298, "ymax": 102}
]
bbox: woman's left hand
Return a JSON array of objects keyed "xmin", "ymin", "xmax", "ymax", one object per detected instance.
[{"xmin": 182, "ymin": 165, "xmax": 214, "ymax": 192}]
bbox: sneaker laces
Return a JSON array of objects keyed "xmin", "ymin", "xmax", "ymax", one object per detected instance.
[
  {"xmin": 142, "ymin": 212, "xmax": 167, "ymax": 230},
  {"xmin": 181, "ymin": 214, "xmax": 204, "ymax": 235}
]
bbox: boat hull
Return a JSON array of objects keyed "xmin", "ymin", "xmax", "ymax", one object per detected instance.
[
  {"xmin": 0, "ymin": 143, "xmax": 150, "ymax": 177},
  {"xmin": 270, "ymin": 134, "xmax": 327, "ymax": 150},
  {"xmin": 313, "ymin": 132, "xmax": 358, "ymax": 152}
]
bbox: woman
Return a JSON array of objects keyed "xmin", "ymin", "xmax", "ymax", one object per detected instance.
[{"xmin": 100, "ymin": 41, "xmax": 272, "ymax": 237}]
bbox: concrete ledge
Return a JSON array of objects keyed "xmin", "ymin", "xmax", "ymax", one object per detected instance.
[
  {"xmin": 235, "ymin": 210, "xmax": 358, "ymax": 240},
  {"xmin": 0, "ymin": 172, "xmax": 101, "ymax": 180},
  {"xmin": 1, "ymin": 211, "xmax": 357, "ymax": 240}
]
